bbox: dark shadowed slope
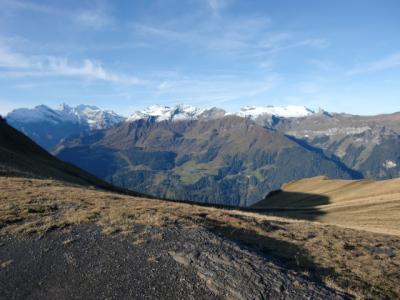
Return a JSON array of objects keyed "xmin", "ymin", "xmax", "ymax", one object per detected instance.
[
  {"xmin": 0, "ymin": 117, "xmax": 141, "ymax": 195},
  {"xmin": 252, "ymin": 176, "xmax": 400, "ymax": 235}
]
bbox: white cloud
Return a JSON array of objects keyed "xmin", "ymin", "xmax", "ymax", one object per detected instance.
[
  {"xmin": 348, "ymin": 52, "xmax": 400, "ymax": 75},
  {"xmin": 133, "ymin": 21, "xmax": 327, "ymax": 58},
  {"xmin": 46, "ymin": 57, "xmax": 144, "ymax": 85},
  {"xmin": 207, "ymin": 0, "xmax": 232, "ymax": 15},
  {"xmin": 0, "ymin": 0, "xmax": 113, "ymax": 29},
  {"xmin": 0, "ymin": 46, "xmax": 32, "ymax": 68},
  {"xmin": 154, "ymin": 73, "xmax": 282, "ymax": 106},
  {"xmin": 0, "ymin": 0, "xmax": 59, "ymax": 15},
  {"xmin": 0, "ymin": 46, "xmax": 144, "ymax": 85},
  {"xmin": 75, "ymin": 11, "xmax": 111, "ymax": 29},
  {"xmin": 258, "ymin": 60, "xmax": 275, "ymax": 70},
  {"xmin": 265, "ymin": 38, "xmax": 329, "ymax": 54}
]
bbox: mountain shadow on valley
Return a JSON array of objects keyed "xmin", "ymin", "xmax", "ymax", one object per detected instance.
[
  {"xmin": 252, "ymin": 190, "xmax": 330, "ymax": 221},
  {"xmin": 285, "ymin": 135, "xmax": 364, "ymax": 179}
]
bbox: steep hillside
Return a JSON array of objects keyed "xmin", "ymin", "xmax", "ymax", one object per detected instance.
[
  {"xmin": 0, "ymin": 117, "xmax": 137, "ymax": 194},
  {"xmin": 273, "ymin": 112, "xmax": 400, "ymax": 179},
  {"xmin": 55, "ymin": 116, "xmax": 356, "ymax": 206},
  {"xmin": 253, "ymin": 176, "xmax": 400, "ymax": 235}
]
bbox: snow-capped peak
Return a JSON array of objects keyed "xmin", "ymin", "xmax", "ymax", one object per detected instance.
[
  {"xmin": 236, "ymin": 105, "xmax": 314, "ymax": 119},
  {"xmin": 57, "ymin": 103, "xmax": 73, "ymax": 112},
  {"xmin": 7, "ymin": 103, "xmax": 125, "ymax": 130},
  {"xmin": 78, "ymin": 105, "xmax": 124, "ymax": 130},
  {"xmin": 7, "ymin": 105, "xmax": 59, "ymax": 123},
  {"xmin": 127, "ymin": 104, "xmax": 205, "ymax": 122},
  {"xmin": 126, "ymin": 104, "xmax": 318, "ymax": 123}
]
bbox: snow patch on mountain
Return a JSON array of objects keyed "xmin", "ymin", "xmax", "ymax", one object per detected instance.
[
  {"xmin": 8, "ymin": 103, "xmax": 321, "ymax": 127},
  {"xmin": 383, "ymin": 160, "xmax": 397, "ymax": 169},
  {"xmin": 127, "ymin": 104, "xmax": 316, "ymax": 123},
  {"xmin": 7, "ymin": 104, "xmax": 125, "ymax": 130},
  {"xmin": 236, "ymin": 105, "xmax": 314, "ymax": 118},
  {"xmin": 127, "ymin": 104, "xmax": 205, "ymax": 122},
  {"xmin": 7, "ymin": 105, "xmax": 62, "ymax": 124}
]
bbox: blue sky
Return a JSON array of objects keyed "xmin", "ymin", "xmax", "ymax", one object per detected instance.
[{"xmin": 0, "ymin": 0, "xmax": 399, "ymax": 116}]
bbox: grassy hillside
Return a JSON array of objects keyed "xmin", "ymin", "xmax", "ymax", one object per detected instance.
[
  {"xmin": 1, "ymin": 176, "xmax": 399, "ymax": 299},
  {"xmin": 252, "ymin": 176, "xmax": 400, "ymax": 235}
]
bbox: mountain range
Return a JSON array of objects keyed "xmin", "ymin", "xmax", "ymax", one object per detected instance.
[
  {"xmin": 5, "ymin": 103, "xmax": 400, "ymax": 206},
  {"xmin": 6, "ymin": 104, "xmax": 125, "ymax": 149},
  {"xmin": 5, "ymin": 103, "xmax": 316, "ymax": 151}
]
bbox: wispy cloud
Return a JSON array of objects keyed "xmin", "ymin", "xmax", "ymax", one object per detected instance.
[
  {"xmin": 206, "ymin": 0, "xmax": 232, "ymax": 15},
  {"xmin": 0, "ymin": 0, "xmax": 59, "ymax": 15},
  {"xmin": 75, "ymin": 11, "xmax": 112, "ymax": 29},
  {"xmin": 0, "ymin": 46, "xmax": 32, "ymax": 68},
  {"xmin": 265, "ymin": 38, "xmax": 329, "ymax": 54},
  {"xmin": 0, "ymin": 0, "xmax": 113, "ymax": 29},
  {"xmin": 0, "ymin": 46, "xmax": 144, "ymax": 85},
  {"xmin": 133, "ymin": 21, "xmax": 327, "ymax": 58},
  {"xmin": 154, "ymin": 73, "xmax": 282, "ymax": 107},
  {"xmin": 348, "ymin": 52, "xmax": 400, "ymax": 75},
  {"xmin": 46, "ymin": 58, "xmax": 143, "ymax": 84}
]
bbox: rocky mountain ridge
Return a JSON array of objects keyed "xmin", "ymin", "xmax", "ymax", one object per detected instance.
[
  {"xmin": 271, "ymin": 111, "xmax": 400, "ymax": 179},
  {"xmin": 6, "ymin": 104, "xmax": 125, "ymax": 149}
]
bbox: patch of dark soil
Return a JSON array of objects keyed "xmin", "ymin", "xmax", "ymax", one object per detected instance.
[
  {"xmin": 0, "ymin": 225, "xmax": 216, "ymax": 300},
  {"xmin": 0, "ymin": 223, "xmax": 351, "ymax": 300}
]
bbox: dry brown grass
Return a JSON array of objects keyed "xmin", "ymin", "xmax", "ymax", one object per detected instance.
[
  {"xmin": 253, "ymin": 176, "xmax": 400, "ymax": 235},
  {"xmin": 1, "ymin": 176, "xmax": 399, "ymax": 299}
]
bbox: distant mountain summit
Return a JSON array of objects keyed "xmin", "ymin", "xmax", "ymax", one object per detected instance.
[
  {"xmin": 233, "ymin": 105, "xmax": 315, "ymax": 127},
  {"xmin": 126, "ymin": 104, "xmax": 315, "ymax": 124},
  {"xmin": 6, "ymin": 104, "xmax": 125, "ymax": 150},
  {"xmin": 8, "ymin": 103, "xmax": 124, "ymax": 130},
  {"xmin": 127, "ymin": 104, "xmax": 206, "ymax": 122},
  {"xmin": 237, "ymin": 105, "xmax": 314, "ymax": 118}
]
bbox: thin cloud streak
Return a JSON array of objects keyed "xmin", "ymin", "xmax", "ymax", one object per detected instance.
[
  {"xmin": 348, "ymin": 52, "xmax": 400, "ymax": 75},
  {"xmin": 0, "ymin": 0, "xmax": 113, "ymax": 29},
  {"xmin": 154, "ymin": 73, "xmax": 282, "ymax": 107},
  {"xmin": 132, "ymin": 21, "xmax": 327, "ymax": 58},
  {"xmin": 206, "ymin": 0, "xmax": 232, "ymax": 15},
  {"xmin": 0, "ymin": 46, "xmax": 144, "ymax": 85}
]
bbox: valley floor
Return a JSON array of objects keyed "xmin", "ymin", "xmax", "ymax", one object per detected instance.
[{"xmin": 1, "ymin": 177, "xmax": 399, "ymax": 299}]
